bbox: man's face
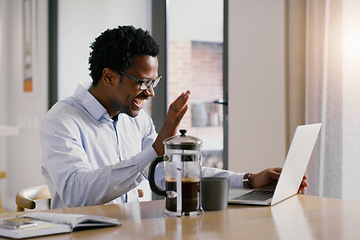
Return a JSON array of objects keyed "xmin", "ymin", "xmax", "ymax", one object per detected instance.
[{"xmin": 110, "ymin": 55, "xmax": 158, "ymax": 118}]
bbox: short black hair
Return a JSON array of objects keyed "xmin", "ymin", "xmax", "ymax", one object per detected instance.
[{"xmin": 88, "ymin": 25, "xmax": 160, "ymax": 85}]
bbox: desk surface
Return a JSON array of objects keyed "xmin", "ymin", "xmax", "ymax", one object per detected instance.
[{"xmin": 1, "ymin": 194, "xmax": 360, "ymax": 240}]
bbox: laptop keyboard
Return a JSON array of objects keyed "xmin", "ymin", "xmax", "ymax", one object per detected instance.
[{"xmin": 234, "ymin": 189, "xmax": 275, "ymax": 201}]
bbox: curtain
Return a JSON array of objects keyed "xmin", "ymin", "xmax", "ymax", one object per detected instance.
[
  {"xmin": 305, "ymin": 0, "xmax": 343, "ymax": 199},
  {"xmin": 288, "ymin": 0, "xmax": 360, "ymax": 200}
]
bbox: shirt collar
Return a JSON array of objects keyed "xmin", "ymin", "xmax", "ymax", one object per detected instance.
[{"xmin": 74, "ymin": 82, "xmax": 111, "ymax": 121}]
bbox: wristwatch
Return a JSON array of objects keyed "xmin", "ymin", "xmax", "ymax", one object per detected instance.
[{"xmin": 243, "ymin": 173, "xmax": 252, "ymax": 189}]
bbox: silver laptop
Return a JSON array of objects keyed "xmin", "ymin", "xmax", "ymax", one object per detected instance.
[{"xmin": 228, "ymin": 123, "xmax": 321, "ymax": 206}]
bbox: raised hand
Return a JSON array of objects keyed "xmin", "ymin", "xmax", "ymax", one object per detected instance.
[{"xmin": 152, "ymin": 90, "xmax": 190, "ymax": 155}]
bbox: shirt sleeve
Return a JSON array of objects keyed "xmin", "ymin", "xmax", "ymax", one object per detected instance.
[
  {"xmin": 41, "ymin": 114, "xmax": 158, "ymax": 208},
  {"xmin": 153, "ymin": 165, "xmax": 245, "ymax": 189},
  {"xmin": 202, "ymin": 166, "xmax": 245, "ymax": 188}
]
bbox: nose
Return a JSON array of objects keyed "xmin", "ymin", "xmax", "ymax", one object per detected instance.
[{"xmin": 144, "ymin": 85, "xmax": 155, "ymax": 97}]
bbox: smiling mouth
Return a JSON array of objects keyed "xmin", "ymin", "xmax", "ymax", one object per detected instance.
[{"xmin": 133, "ymin": 98, "xmax": 145, "ymax": 108}]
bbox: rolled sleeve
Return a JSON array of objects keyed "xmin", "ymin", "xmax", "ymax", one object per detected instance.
[{"xmin": 202, "ymin": 166, "xmax": 245, "ymax": 188}]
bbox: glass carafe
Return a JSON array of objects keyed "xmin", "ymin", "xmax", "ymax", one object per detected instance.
[{"xmin": 148, "ymin": 129, "xmax": 203, "ymax": 217}]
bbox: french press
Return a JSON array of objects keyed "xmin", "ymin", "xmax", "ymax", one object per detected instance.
[{"xmin": 148, "ymin": 129, "xmax": 203, "ymax": 217}]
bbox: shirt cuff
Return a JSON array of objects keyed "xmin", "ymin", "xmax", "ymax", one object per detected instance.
[{"xmin": 229, "ymin": 172, "xmax": 245, "ymax": 188}]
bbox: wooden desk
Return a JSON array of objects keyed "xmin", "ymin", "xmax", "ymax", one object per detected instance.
[{"xmin": 0, "ymin": 195, "xmax": 360, "ymax": 239}]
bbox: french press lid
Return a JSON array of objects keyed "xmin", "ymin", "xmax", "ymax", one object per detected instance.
[{"xmin": 164, "ymin": 129, "xmax": 202, "ymax": 150}]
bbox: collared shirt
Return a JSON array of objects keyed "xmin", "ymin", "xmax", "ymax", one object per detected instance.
[{"xmin": 41, "ymin": 82, "xmax": 244, "ymax": 209}]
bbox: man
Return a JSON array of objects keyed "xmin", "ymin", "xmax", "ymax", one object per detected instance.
[{"xmin": 41, "ymin": 25, "xmax": 306, "ymax": 209}]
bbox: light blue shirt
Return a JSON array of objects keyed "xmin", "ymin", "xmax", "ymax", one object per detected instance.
[{"xmin": 41, "ymin": 82, "xmax": 244, "ymax": 209}]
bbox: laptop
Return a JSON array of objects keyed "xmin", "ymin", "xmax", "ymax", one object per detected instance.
[{"xmin": 228, "ymin": 123, "xmax": 322, "ymax": 206}]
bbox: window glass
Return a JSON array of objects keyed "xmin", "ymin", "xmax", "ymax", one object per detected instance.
[{"xmin": 167, "ymin": 0, "xmax": 224, "ymax": 168}]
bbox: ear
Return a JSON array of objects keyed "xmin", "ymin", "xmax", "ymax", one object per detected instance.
[{"xmin": 102, "ymin": 68, "xmax": 116, "ymax": 86}]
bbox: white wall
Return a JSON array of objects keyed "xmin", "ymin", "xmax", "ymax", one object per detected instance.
[
  {"xmin": 0, "ymin": 0, "xmax": 152, "ymax": 211},
  {"xmin": 0, "ymin": 0, "xmax": 8, "ymax": 208},
  {"xmin": 1, "ymin": 0, "xmax": 49, "ymax": 211},
  {"xmin": 57, "ymin": 0, "xmax": 151, "ymax": 101},
  {"xmin": 228, "ymin": 0, "xmax": 286, "ymax": 173}
]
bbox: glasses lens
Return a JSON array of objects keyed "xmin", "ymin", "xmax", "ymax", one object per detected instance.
[
  {"xmin": 141, "ymin": 77, "xmax": 161, "ymax": 90},
  {"xmin": 141, "ymin": 81, "xmax": 155, "ymax": 90},
  {"xmin": 139, "ymin": 83, "xmax": 148, "ymax": 90},
  {"xmin": 152, "ymin": 78, "xmax": 160, "ymax": 88}
]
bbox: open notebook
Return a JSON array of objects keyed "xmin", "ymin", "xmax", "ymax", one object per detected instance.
[
  {"xmin": 0, "ymin": 212, "xmax": 120, "ymax": 239},
  {"xmin": 228, "ymin": 123, "xmax": 321, "ymax": 206}
]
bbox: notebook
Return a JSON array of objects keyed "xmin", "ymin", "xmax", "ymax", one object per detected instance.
[{"xmin": 228, "ymin": 123, "xmax": 321, "ymax": 206}]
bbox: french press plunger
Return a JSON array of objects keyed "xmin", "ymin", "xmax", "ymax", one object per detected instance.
[{"xmin": 148, "ymin": 129, "xmax": 203, "ymax": 217}]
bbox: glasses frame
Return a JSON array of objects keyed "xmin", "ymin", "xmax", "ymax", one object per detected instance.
[{"xmin": 116, "ymin": 70, "xmax": 162, "ymax": 90}]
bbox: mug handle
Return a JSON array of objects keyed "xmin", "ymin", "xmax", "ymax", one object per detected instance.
[{"xmin": 148, "ymin": 156, "xmax": 166, "ymax": 196}]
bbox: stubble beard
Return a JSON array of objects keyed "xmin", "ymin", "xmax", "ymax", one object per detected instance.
[{"xmin": 115, "ymin": 101, "xmax": 139, "ymax": 118}]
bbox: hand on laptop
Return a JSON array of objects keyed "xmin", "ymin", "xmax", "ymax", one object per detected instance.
[
  {"xmin": 298, "ymin": 174, "xmax": 308, "ymax": 193},
  {"xmin": 249, "ymin": 168, "xmax": 308, "ymax": 192},
  {"xmin": 249, "ymin": 167, "xmax": 281, "ymax": 190}
]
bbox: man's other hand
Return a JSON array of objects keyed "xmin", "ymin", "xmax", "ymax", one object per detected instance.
[{"xmin": 249, "ymin": 168, "xmax": 308, "ymax": 193}]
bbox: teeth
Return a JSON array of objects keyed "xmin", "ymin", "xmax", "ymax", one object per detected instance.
[{"xmin": 134, "ymin": 99, "xmax": 144, "ymax": 105}]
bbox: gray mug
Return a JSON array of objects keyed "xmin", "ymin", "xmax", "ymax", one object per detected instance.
[{"xmin": 201, "ymin": 177, "xmax": 229, "ymax": 211}]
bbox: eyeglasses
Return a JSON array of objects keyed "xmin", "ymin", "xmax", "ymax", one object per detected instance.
[{"xmin": 116, "ymin": 70, "xmax": 162, "ymax": 90}]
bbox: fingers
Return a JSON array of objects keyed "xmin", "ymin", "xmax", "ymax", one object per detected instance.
[
  {"xmin": 175, "ymin": 104, "xmax": 188, "ymax": 124},
  {"xmin": 268, "ymin": 168, "xmax": 281, "ymax": 181},
  {"xmin": 252, "ymin": 168, "xmax": 309, "ymax": 193},
  {"xmin": 164, "ymin": 91, "xmax": 190, "ymax": 133},
  {"xmin": 168, "ymin": 93, "xmax": 189, "ymax": 123},
  {"xmin": 168, "ymin": 91, "xmax": 190, "ymax": 117},
  {"xmin": 152, "ymin": 90, "xmax": 191, "ymax": 155},
  {"xmin": 272, "ymin": 167, "xmax": 282, "ymax": 174},
  {"xmin": 300, "ymin": 178, "xmax": 308, "ymax": 189},
  {"xmin": 298, "ymin": 176, "xmax": 308, "ymax": 193}
]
